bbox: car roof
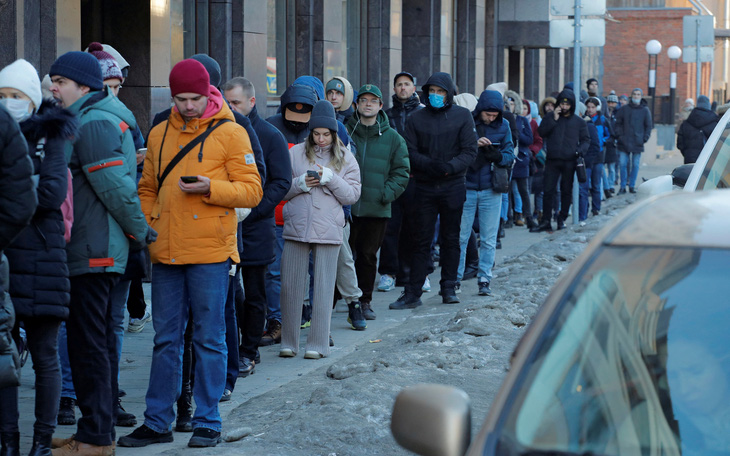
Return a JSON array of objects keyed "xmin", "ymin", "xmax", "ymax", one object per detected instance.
[{"xmin": 604, "ymin": 189, "xmax": 730, "ymax": 248}]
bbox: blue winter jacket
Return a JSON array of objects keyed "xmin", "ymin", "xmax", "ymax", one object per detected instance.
[{"xmin": 466, "ymin": 90, "xmax": 515, "ymax": 191}]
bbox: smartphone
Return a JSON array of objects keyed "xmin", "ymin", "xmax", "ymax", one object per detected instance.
[
  {"xmin": 181, "ymin": 176, "xmax": 199, "ymax": 183},
  {"xmin": 307, "ymin": 170, "xmax": 320, "ymax": 180}
]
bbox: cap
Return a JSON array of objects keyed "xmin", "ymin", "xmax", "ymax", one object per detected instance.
[
  {"xmin": 393, "ymin": 72, "xmax": 415, "ymax": 86},
  {"xmin": 357, "ymin": 84, "xmax": 382, "ymax": 101}
]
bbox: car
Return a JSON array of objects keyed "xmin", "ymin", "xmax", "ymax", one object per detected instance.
[
  {"xmin": 639, "ymin": 108, "xmax": 730, "ymax": 197},
  {"xmin": 392, "ymin": 189, "xmax": 730, "ymax": 456}
]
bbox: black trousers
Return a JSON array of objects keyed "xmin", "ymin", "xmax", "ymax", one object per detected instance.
[
  {"xmin": 67, "ymin": 273, "xmax": 120, "ymax": 446},
  {"xmin": 236, "ymin": 265, "xmax": 267, "ymax": 360},
  {"xmin": 543, "ymin": 159, "xmax": 576, "ymax": 223},
  {"xmin": 513, "ymin": 176, "xmax": 532, "ymax": 219},
  {"xmin": 406, "ymin": 182, "xmax": 465, "ymax": 298},
  {"xmin": 350, "ymin": 217, "xmax": 389, "ymax": 304},
  {"xmin": 126, "ymin": 277, "xmax": 146, "ymax": 319},
  {"xmin": 0, "ymin": 317, "xmax": 62, "ymax": 436}
]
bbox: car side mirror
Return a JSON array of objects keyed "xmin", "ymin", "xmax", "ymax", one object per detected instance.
[
  {"xmin": 672, "ymin": 164, "xmax": 694, "ymax": 188},
  {"xmin": 391, "ymin": 384, "xmax": 471, "ymax": 456}
]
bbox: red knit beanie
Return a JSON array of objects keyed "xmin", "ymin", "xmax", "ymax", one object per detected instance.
[{"xmin": 169, "ymin": 59, "xmax": 210, "ymax": 97}]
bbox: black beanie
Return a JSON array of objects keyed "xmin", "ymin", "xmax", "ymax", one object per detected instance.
[
  {"xmin": 190, "ymin": 54, "xmax": 221, "ymax": 87},
  {"xmin": 49, "ymin": 51, "xmax": 103, "ymax": 90},
  {"xmin": 308, "ymin": 100, "xmax": 338, "ymax": 131}
]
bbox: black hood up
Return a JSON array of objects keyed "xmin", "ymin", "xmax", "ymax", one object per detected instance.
[
  {"xmin": 280, "ymin": 84, "xmax": 318, "ymax": 112},
  {"xmin": 421, "ymin": 72, "xmax": 456, "ymax": 109},
  {"xmin": 556, "ymin": 89, "xmax": 576, "ymax": 116}
]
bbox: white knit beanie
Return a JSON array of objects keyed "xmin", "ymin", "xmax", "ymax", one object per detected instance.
[{"xmin": 0, "ymin": 59, "xmax": 43, "ymax": 110}]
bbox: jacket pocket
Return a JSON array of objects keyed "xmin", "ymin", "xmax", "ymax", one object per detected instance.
[{"xmin": 182, "ymin": 205, "xmax": 231, "ymax": 247}]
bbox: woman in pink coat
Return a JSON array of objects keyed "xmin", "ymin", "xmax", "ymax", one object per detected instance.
[{"xmin": 279, "ymin": 101, "xmax": 361, "ymax": 358}]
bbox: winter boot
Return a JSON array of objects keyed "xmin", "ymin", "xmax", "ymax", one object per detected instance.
[
  {"xmin": 0, "ymin": 432, "xmax": 19, "ymax": 456},
  {"xmin": 115, "ymin": 396, "xmax": 137, "ymax": 427},
  {"xmin": 514, "ymin": 212, "xmax": 524, "ymax": 226},
  {"xmin": 28, "ymin": 432, "xmax": 52, "ymax": 456},
  {"xmin": 175, "ymin": 385, "xmax": 193, "ymax": 432},
  {"xmin": 525, "ymin": 215, "xmax": 537, "ymax": 230},
  {"xmin": 56, "ymin": 397, "xmax": 76, "ymax": 426},
  {"xmin": 361, "ymin": 301, "xmax": 376, "ymax": 320}
]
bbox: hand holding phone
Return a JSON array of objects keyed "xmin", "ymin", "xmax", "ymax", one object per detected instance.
[
  {"xmin": 181, "ymin": 176, "xmax": 199, "ymax": 184},
  {"xmin": 307, "ymin": 170, "xmax": 320, "ymax": 180}
]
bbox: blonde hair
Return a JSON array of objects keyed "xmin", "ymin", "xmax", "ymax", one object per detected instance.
[{"xmin": 305, "ymin": 129, "xmax": 348, "ymax": 172}]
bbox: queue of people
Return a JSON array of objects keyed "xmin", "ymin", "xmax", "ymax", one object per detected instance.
[{"xmin": 0, "ymin": 46, "xmax": 667, "ymax": 456}]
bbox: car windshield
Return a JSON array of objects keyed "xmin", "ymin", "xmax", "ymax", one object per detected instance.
[
  {"xmin": 697, "ymin": 120, "xmax": 730, "ymax": 190},
  {"xmin": 496, "ymin": 245, "xmax": 730, "ymax": 456}
]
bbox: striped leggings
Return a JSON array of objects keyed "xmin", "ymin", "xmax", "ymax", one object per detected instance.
[{"xmin": 280, "ymin": 240, "xmax": 340, "ymax": 357}]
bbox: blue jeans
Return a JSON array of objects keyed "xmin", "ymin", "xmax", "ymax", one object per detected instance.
[
  {"xmin": 110, "ymin": 279, "xmax": 131, "ymax": 381},
  {"xmin": 264, "ymin": 224, "xmax": 284, "ymax": 323},
  {"xmin": 579, "ymin": 163, "xmax": 604, "ymax": 220},
  {"xmin": 143, "ymin": 261, "xmax": 229, "ymax": 433},
  {"xmin": 457, "ymin": 189, "xmax": 502, "ymax": 283},
  {"xmin": 602, "ymin": 161, "xmax": 616, "ymax": 190},
  {"xmin": 500, "ymin": 193, "xmax": 509, "ymax": 221},
  {"xmin": 58, "ymin": 323, "xmax": 76, "ymax": 399},
  {"xmin": 511, "ymin": 180, "xmax": 522, "ymax": 214},
  {"xmin": 619, "ymin": 151, "xmax": 641, "ymax": 189}
]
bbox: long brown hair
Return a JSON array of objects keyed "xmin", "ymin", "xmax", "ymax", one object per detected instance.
[{"xmin": 304, "ymin": 128, "xmax": 348, "ymax": 172}]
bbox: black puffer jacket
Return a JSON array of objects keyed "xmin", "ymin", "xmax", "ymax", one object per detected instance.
[
  {"xmin": 5, "ymin": 101, "xmax": 77, "ymax": 319},
  {"xmin": 614, "ymin": 98, "xmax": 652, "ymax": 154},
  {"xmin": 538, "ymin": 89, "xmax": 590, "ymax": 161},
  {"xmin": 0, "ymin": 107, "xmax": 36, "ymax": 388},
  {"xmin": 386, "ymin": 93, "xmax": 424, "ymax": 136},
  {"xmin": 677, "ymin": 107, "xmax": 719, "ymax": 164},
  {"xmin": 403, "ymin": 72, "xmax": 478, "ymax": 184}
]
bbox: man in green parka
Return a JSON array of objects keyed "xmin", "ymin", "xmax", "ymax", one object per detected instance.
[{"xmin": 346, "ymin": 84, "xmax": 410, "ymax": 320}]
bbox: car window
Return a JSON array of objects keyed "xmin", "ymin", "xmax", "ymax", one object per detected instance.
[
  {"xmin": 496, "ymin": 246, "xmax": 730, "ymax": 456},
  {"xmin": 697, "ymin": 121, "xmax": 730, "ymax": 190}
]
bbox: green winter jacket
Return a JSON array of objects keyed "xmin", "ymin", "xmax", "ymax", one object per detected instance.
[
  {"xmin": 346, "ymin": 110, "xmax": 410, "ymax": 218},
  {"xmin": 64, "ymin": 88, "xmax": 148, "ymax": 276}
]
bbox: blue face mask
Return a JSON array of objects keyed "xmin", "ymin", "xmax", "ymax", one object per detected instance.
[{"xmin": 429, "ymin": 93, "xmax": 446, "ymax": 109}]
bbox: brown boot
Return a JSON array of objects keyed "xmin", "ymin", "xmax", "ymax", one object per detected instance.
[
  {"xmin": 514, "ymin": 212, "xmax": 525, "ymax": 226},
  {"xmin": 51, "ymin": 439, "xmax": 113, "ymax": 456},
  {"xmin": 258, "ymin": 319, "xmax": 282, "ymax": 346},
  {"xmin": 51, "ymin": 435, "xmax": 74, "ymax": 449}
]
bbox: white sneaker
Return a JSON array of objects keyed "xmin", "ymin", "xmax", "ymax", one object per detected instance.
[
  {"xmin": 377, "ymin": 274, "xmax": 395, "ymax": 292},
  {"xmin": 127, "ymin": 310, "xmax": 152, "ymax": 333},
  {"xmin": 422, "ymin": 277, "xmax": 431, "ymax": 292},
  {"xmin": 454, "ymin": 282, "xmax": 462, "ymax": 294}
]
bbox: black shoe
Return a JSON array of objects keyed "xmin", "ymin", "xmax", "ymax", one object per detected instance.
[
  {"xmin": 525, "ymin": 216, "xmax": 537, "ymax": 230},
  {"xmin": 115, "ymin": 398, "xmax": 137, "ymax": 427},
  {"xmin": 389, "ymin": 292, "xmax": 422, "ymax": 310},
  {"xmin": 496, "ymin": 238, "xmax": 502, "ymax": 249},
  {"xmin": 361, "ymin": 301, "xmax": 376, "ymax": 320},
  {"xmin": 258, "ymin": 319, "xmax": 282, "ymax": 346},
  {"xmin": 629, "ymin": 187, "xmax": 636, "ymax": 194},
  {"xmin": 0, "ymin": 432, "xmax": 19, "ymax": 456},
  {"xmin": 592, "ymin": 209, "xmax": 600, "ymax": 216},
  {"xmin": 118, "ymin": 424, "xmax": 173, "ymax": 447},
  {"xmin": 347, "ymin": 301, "xmax": 367, "ymax": 330},
  {"xmin": 609, "ymin": 187, "xmax": 616, "ymax": 194},
  {"xmin": 57, "ymin": 397, "xmax": 76, "ymax": 426},
  {"xmin": 220, "ymin": 388, "xmax": 232, "ymax": 402},
  {"xmin": 175, "ymin": 386, "xmax": 193, "ymax": 433},
  {"xmin": 462, "ymin": 263, "xmax": 478, "ymax": 280},
  {"xmin": 254, "ymin": 349, "xmax": 261, "ymax": 365},
  {"xmin": 238, "ymin": 357, "xmax": 255, "ymax": 378},
  {"xmin": 478, "ymin": 280, "xmax": 492, "ymax": 296},
  {"xmin": 557, "ymin": 218, "xmax": 566, "ymax": 230},
  {"xmin": 441, "ymin": 289, "xmax": 460, "ymax": 304},
  {"xmin": 498, "ymin": 219, "xmax": 505, "ymax": 238},
  {"xmin": 603, "ymin": 189, "xmax": 612, "ymax": 199},
  {"xmin": 28, "ymin": 431, "xmax": 51, "ymax": 456},
  {"xmin": 188, "ymin": 428, "xmax": 221, "ymax": 448},
  {"xmin": 530, "ymin": 220, "xmax": 552, "ymax": 233},
  {"xmin": 329, "ymin": 334, "xmax": 335, "ymax": 347},
  {"xmin": 618, "ymin": 187, "xmax": 627, "ymax": 195}
]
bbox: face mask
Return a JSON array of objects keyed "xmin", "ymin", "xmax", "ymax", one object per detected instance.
[
  {"xmin": 429, "ymin": 93, "xmax": 446, "ymax": 109},
  {"xmin": 631, "ymin": 96, "xmax": 641, "ymax": 105},
  {"xmin": 284, "ymin": 119, "xmax": 309, "ymax": 132},
  {"xmin": 0, "ymin": 98, "xmax": 33, "ymax": 122}
]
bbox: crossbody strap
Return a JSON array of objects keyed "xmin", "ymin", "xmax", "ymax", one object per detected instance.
[{"xmin": 157, "ymin": 118, "xmax": 231, "ymax": 187}]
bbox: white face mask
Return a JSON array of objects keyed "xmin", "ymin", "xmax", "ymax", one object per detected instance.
[
  {"xmin": 0, "ymin": 98, "xmax": 33, "ymax": 122},
  {"xmin": 631, "ymin": 96, "xmax": 642, "ymax": 105}
]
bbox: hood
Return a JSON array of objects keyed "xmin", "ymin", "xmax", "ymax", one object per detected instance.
[
  {"xmin": 20, "ymin": 99, "xmax": 78, "ymax": 142},
  {"xmin": 293, "ymin": 76, "xmax": 325, "ymax": 100},
  {"xmin": 281, "ymin": 83, "xmax": 318, "ymax": 110},
  {"xmin": 687, "ymin": 106, "xmax": 718, "ymax": 129},
  {"xmin": 486, "ymin": 82, "xmax": 507, "ymax": 97},
  {"xmin": 453, "ymin": 93, "xmax": 478, "ymax": 111},
  {"xmin": 556, "ymin": 89, "xmax": 576, "ymax": 116},
  {"xmin": 347, "ymin": 109, "xmax": 392, "ymax": 138},
  {"xmin": 474, "ymin": 89, "xmax": 504, "ymax": 124},
  {"xmin": 75, "ymin": 86, "xmax": 137, "ymax": 129},
  {"xmin": 505, "ymin": 90, "xmax": 523, "ymax": 116},
  {"xmin": 529, "ymin": 101, "xmax": 540, "ymax": 119},
  {"xmin": 421, "ymin": 72, "xmax": 456, "ymax": 109},
  {"xmin": 539, "ymin": 97, "xmax": 556, "ymax": 117},
  {"xmin": 391, "ymin": 93, "xmax": 423, "ymax": 111},
  {"xmin": 330, "ymin": 76, "xmax": 354, "ymax": 113},
  {"xmin": 696, "ymin": 95, "xmax": 711, "ymax": 111}
]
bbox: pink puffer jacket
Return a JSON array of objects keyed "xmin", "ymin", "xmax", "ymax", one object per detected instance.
[{"xmin": 283, "ymin": 142, "xmax": 361, "ymax": 245}]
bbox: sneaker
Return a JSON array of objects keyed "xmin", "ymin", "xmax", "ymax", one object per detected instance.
[
  {"xmin": 220, "ymin": 388, "xmax": 232, "ymax": 402},
  {"xmin": 304, "ymin": 351, "xmax": 324, "ymax": 359},
  {"xmin": 389, "ymin": 292, "xmax": 422, "ymax": 310},
  {"xmin": 329, "ymin": 334, "xmax": 335, "ymax": 347},
  {"xmin": 454, "ymin": 282, "xmax": 462, "ymax": 294},
  {"xmin": 618, "ymin": 187, "xmax": 627, "ymax": 195},
  {"xmin": 361, "ymin": 301, "xmax": 376, "ymax": 320},
  {"xmin": 238, "ymin": 357, "xmax": 255, "ymax": 378},
  {"xmin": 377, "ymin": 274, "xmax": 395, "ymax": 292},
  {"xmin": 279, "ymin": 348, "xmax": 295, "ymax": 358},
  {"xmin": 57, "ymin": 397, "xmax": 76, "ymax": 426},
  {"xmin": 629, "ymin": 187, "xmax": 636, "ymax": 194},
  {"xmin": 127, "ymin": 309, "xmax": 152, "ymax": 333},
  {"xmin": 118, "ymin": 425, "xmax": 173, "ymax": 447},
  {"xmin": 347, "ymin": 301, "xmax": 367, "ymax": 331},
  {"xmin": 422, "ymin": 277, "xmax": 431, "ymax": 292},
  {"xmin": 478, "ymin": 280, "xmax": 492, "ymax": 296},
  {"xmin": 188, "ymin": 428, "xmax": 221, "ymax": 448},
  {"xmin": 300, "ymin": 305, "xmax": 312, "ymax": 329},
  {"xmin": 259, "ymin": 319, "xmax": 282, "ymax": 346},
  {"xmin": 115, "ymin": 398, "xmax": 137, "ymax": 427}
]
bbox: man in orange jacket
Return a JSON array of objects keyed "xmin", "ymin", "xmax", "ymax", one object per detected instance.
[{"xmin": 118, "ymin": 59, "xmax": 262, "ymax": 449}]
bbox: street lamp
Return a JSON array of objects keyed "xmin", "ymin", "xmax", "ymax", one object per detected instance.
[
  {"xmin": 646, "ymin": 39, "xmax": 662, "ymax": 126},
  {"xmin": 668, "ymin": 45, "xmax": 682, "ymax": 126}
]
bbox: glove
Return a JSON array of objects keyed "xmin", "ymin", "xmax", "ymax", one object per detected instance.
[
  {"xmin": 297, "ymin": 173, "xmax": 312, "ymax": 192},
  {"xmin": 319, "ymin": 166, "xmax": 334, "ymax": 185},
  {"xmin": 235, "ymin": 208, "xmax": 251, "ymax": 222},
  {"xmin": 146, "ymin": 226, "xmax": 158, "ymax": 244},
  {"xmin": 482, "ymin": 145, "xmax": 502, "ymax": 163}
]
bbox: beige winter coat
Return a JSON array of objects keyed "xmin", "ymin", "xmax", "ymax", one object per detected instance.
[{"xmin": 283, "ymin": 142, "xmax": 361, "ymax": 245}]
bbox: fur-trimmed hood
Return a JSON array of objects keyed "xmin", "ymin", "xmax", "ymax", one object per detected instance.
[
  {"xmin": 20, "ymin": 99, "xmax": 78, "ymax": 143},
  {"xmin": 504, "ymin": 90, "xmax": 523, "ymax": 116},
  {"xmin": 539, "ymin": 97, "xmax": 557, "ymax": 117}
]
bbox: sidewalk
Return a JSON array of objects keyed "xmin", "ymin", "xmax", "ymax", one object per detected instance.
[{"xmin": 15, "ymin": 132, "xmax": 681, "ymax": 454}]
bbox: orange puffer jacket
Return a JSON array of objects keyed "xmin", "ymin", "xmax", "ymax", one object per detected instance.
[{"xmin": 139, "ymin": 100, "xmax": 262, "ymax": 265}]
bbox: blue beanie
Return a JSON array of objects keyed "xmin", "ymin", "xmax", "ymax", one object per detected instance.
[
  {"xmin": 697, "ymin": 95, "xmax": 711, "ymax": 110},
  {"xmin": 308, "ymin": 100, "xmax": 338, "ymax": 132},
  {"xmin": 190, "ymin": 54, "xmax": 221, "ymax": 87},
  {"xmin": 49, "ymin": 51, "xmax": 103, "ymax": 90}
]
